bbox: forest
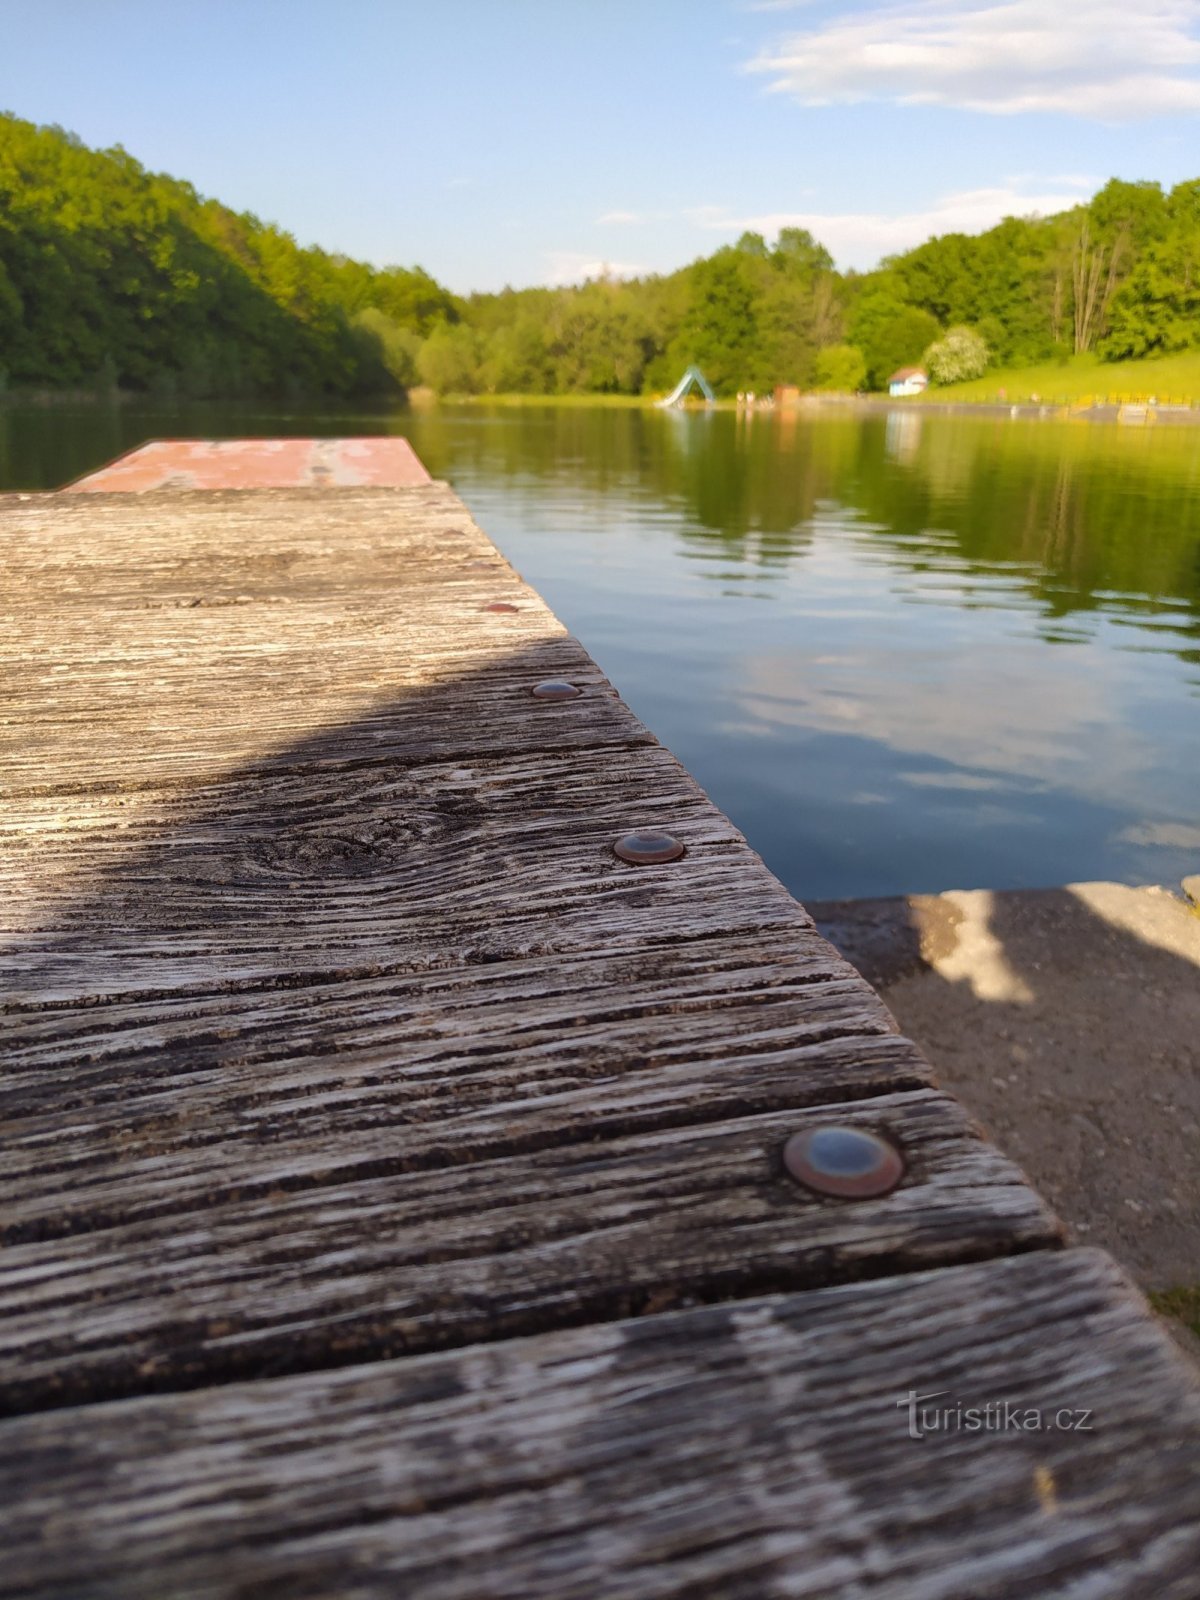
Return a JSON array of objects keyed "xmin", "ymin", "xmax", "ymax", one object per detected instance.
[{"xmin": 3, "ymin": 111, "xmax": 1200, "ymax": 400}]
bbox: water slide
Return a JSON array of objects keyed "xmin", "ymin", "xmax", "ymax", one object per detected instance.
[{"xmin": 656, "ymin": 365, "xmax": 716, "ymax": 407}]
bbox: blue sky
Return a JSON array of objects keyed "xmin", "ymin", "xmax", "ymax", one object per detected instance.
[{"xmin": 4, "ymin": 0, "xmax": 1200, "ymax": 292}]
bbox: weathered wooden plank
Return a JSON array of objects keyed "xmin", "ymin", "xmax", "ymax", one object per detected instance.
[
  {"xmin": 1, "ymin": 746, "xmax": 818, "ymax": 1002},
  {"xmin": 0, "ymin": 636, "xmax": 653, "ymax": 795},
  {"xmin": 2, "ymin": 928, "xmax": 885, "ymax": 1082},
  {"xmin": 7, "ymin": 480, "xmax": 472, "ymax": 558},
  {"xmin": 2, "ymin": 940, "xmax": 911, "ymax": 1244},
  {"xmin": 0, "ymin": 1087, "xmax": 1058, "ymax": 1415},
  {"xmin": 0, "ymin": 487, "xmax": 494, "ymax": 626},
  {"xmin": 2, "ymin": 1249, "xmax": 1196, "ymax": 1600},
  {"xmin": 0, "ymin": 486, "xmax": 639, "ymax": 791}
]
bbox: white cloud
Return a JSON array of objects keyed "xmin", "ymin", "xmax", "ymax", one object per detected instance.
[
  {"xmin": 683, "ymin": 204, "xmax": 735, "ymax": 227},
  {"xmin": 736, "ymin": 632, "xmax": 1148, "ymax": 807},
  {"xmin": 1007, "ymin": 172, "xmax": 1098, "ymax": 190},
  {"xmin": 596, "ymin": 209, "xmax": 643, "ymax": 225},
  {"xmin": 543, "ymin": 251, "xmax": 645, "ymax": 286},
  {"xmin": 694, "ymin": 180, "xmax": 1097, "ymax": 268},
  {"xmin": 747, "ymin": 0, "xmax": 1200, "ymax": 120},
  {"xmin": 1117, "ymin": 820, "xmax": 1200, "ymax": 849}
]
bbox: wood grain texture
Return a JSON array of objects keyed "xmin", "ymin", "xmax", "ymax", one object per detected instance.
[
  {"xmin": 0, "ymin": 486, "xmax": 641, "ymax": 792},
  {"xmin": 2, "ymin": 1249, "xmax": 1197, "ymax": 1600},
  {"xmin": 1, "ymin": 745, "xmax": 816, "ymax": 1002},
  {"xmin": 0, "ymin": 1086, "xmax": 1059, "ymax": 1415},
  {"xmin": 3, "ymin": 938, "xmax": 905, "ymax": 1223}
]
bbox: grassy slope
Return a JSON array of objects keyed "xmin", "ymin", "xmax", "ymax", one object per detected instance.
[
  {"xmin": 924, "ymin": 351, "xmax": 1200, "ymax": 406},
  {"xmin": 461, "ymin": 354, "xmax": 1200, "ymax": 409}
]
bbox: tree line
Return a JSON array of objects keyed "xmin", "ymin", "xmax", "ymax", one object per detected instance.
[
  {"xmin": 0, "ymin": 113, "xmax": 456, "ymax": 399},
  {"xmin": 3, "ymin": 111, "xmax": 1199, "ymax": 401}
]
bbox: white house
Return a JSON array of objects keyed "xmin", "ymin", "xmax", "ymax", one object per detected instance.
[{"xmin": 888, "ymin": 366, "xmax": 928, "ymax": 397}]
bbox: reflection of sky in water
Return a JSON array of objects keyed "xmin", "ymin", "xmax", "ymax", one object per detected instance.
[{"xmin": 450, "ymin": 429, "xmax": 1199, "ymax": 900}]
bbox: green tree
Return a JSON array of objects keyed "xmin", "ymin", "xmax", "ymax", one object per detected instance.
[
  {"xmin": 672, "ymin": 248, "xmax": 763, "ymax": 393},
  {"xmin": 0, "ymin": 112, "xmax": 453, "ymax": 397},
  {"xmin": 479, "ymin": 313, "xmax": 553, "ymax": 393},
  {"xmin": 1099, "ymin": 180, "xmax": 1200, "ymax": 359},
  {"xmin": 350, "ymin": 308, "xmax": 421, "ymax": 390},
  {"xmin": 543, "ymin": 279, "xmax": 656, "ymax": 393},
  {"xmin": 772, "ymin": 227, "xmax": 834, "ymax": 277},
  {"xmin": 416, "ymin": 322, "xmax": 481, "ymax": 393},
  {"xmin": 923, "ymin": 325, "xmax": 990, "ymax": 384},
  {"xmin": 850, "ymin": 282, "xmax": 941, "ymax": 389},
  {"xmin": 813, "ymin": 344, "xmax": 866, "ymax": 391}
]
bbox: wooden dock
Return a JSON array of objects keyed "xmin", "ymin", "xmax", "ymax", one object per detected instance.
[{"xmin": 2, "ymin": 445, "xmax": 1198, "ymax": 1597}]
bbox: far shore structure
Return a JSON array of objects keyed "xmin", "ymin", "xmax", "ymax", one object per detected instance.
[{"xmin": 888, "ymin": 366, "xmax": 930, "ymax": 397}]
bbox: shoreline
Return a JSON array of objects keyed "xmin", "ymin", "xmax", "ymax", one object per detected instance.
[
  {"xmin": 410, "ymin": 391, "xmax": 1200, "ymax": 425},
  {"xmin": 836, "ymin": 393, "xmax": 1200, "ymax": 425},
  {"xmin": 6, "ymin": 385, "xmax": 1200, "ymax": 425}
]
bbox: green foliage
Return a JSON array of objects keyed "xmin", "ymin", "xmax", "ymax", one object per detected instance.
[
  {"xmin": 813, "ymin": 343, "xmax": 866, "ymax": 391},
  {"xmin": 673, "ymin": 248, "xmax": 764, "ymax": 394},
  {"xmin": 351, "ymin": 308, "xmax": 421, "ymax": 390},
  {"xmin": 416, "ymin": 322, "xmax": 482, "ymax": 394},
  {"xmin": 773, "ymin": 227, "xmax": 834, "ymax": 276},
  {"xmin": 478, "ymin": 312, "xmax": 554, "ymax": 393},
  {"xmin": 923, "ymin": 325, "xmax": 990, "ymax": 384},
  {"xmin": 8, "ymin": 112, "xmax": 1200, "ymax": 400},
  {"xmin": 1098, "ymin": 180, "xmax": 1200, "ymax": 359},
  {"xmin": 543, "ymin": 278, "xmax": 658, "ymax": 393},
  {"xmin": 0, "ymin": 112, "xmax": 453, "ymax": 397},
  {"xmin": 735, "ymin": 230, "xmax": 769, "ymax": 258},
  {"xmin": 850, "ymin": 283, "xmax": 941, "ymax": 389}
]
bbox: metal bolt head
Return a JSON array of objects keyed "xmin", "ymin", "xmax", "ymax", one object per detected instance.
[
  {"xmin": 613, "ymin": 831, "xmax": 686, "ymax": 865},
  {"xmin": 482, "ymin": 602, "xmax": 519, "ymax": 613},
  {"xmin": 782, "ymin": 1125, "xmax": 905, "ymax": 1199},
  {"xmin": 531, "ymin": 679, "xmax": 582, "ymax": 701}
]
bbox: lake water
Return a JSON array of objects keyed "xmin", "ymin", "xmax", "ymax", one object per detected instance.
[{"xmin": 3, "ymin": 398, "xmax": 1198, "ymax": 901}]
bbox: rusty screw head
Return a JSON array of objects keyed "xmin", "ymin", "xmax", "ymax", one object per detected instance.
[
  {"xmin": 531, "ymin": 679, "xmax": 582, "ymax": 702},
  {"xmin": 482, "ymin": 602, "xmax": 519, "ymax": 613},
  {"xmin": 782, "ymin": 1125, "xmax": 905, "ymax": 1199},
  {"xmin": 613, "ymin": 831, "xmax": 686, "ymax": 865}
]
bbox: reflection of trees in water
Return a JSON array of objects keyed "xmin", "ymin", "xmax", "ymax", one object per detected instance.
[
  {"xmin": 7, "ymin": 400, "xmax": 1199, "ymax": 662},
  {"xmin": 843, "ymin": 416, "xmax": 1200, "ymax": 642},
  {"xmin": 417, "ymin": 405, "xmax": 1200, "ymax": 657},
  {"xmin": 0, "ymin": 404, "xmax": 130, "ymax": 491},
  {"xmin": 414, "ymin": 405, "xmax": 846, "ymax": 562}
]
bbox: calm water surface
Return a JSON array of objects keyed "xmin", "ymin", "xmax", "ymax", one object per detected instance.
[{"xmin": 4, "ymin": 399, "xmax": 1199, "ymax": 900}]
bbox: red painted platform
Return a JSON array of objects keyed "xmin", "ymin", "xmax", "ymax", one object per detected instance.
[{"xmin": 66, "ymin": 438, "xmax": 432, "ymax": 492}]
